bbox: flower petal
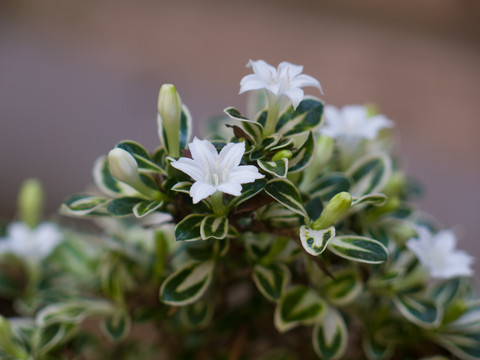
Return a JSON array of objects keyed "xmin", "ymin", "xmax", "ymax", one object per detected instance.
[
  {"xmin": 218, "ymin": 142, "xmax": 245, "ymax": 173},
  {"xmin": 217, "ymin": 182, "xmax": 242, "ymax": 196},
  {"xmin": 171, "ymin": 157, "xmax": 205, "ymax": 182},
  {"xmin": 190, "ymin": 181, "xmax": 217, "ymax": 204},
  {"xmin": 228, "ymin": 165, "xmax": 264, "ymax": 184},
  {"xmin": 189, "ymin": 137, "xmax": 218, "ymax": 171}
]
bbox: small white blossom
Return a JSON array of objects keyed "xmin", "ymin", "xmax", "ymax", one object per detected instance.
[
  {"xmin": 406, "ymin": 226, "xmax": 474, "ymax": 279},
  {"xmin": 171, "ymin": 138, "xmax": 264, "ymax": 204},
  {"xmin": 239, "ymin": 59, "xmax": 322, "ymax": 109},
  {"xmin": 0, "ymin": 222, "xmax": 62, "ymax": 263},
  {"xmin": 321, "ymin": 105, "xmax": 393, "ymax": 141}
]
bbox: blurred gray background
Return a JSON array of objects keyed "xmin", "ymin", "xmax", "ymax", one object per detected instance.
[{"xmin": 1, "ymin": 0, "xmax": 479, "ymax": 274}]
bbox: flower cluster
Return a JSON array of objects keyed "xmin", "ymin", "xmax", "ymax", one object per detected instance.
[{"xmin": 0, "ymin": 60, "xmax": 477, "ymax": 360}]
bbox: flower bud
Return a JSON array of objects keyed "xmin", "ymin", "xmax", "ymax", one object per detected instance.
[
  {"xmin": 157, "ymin": 84, "xmax": 182, "ymax": 158},
  {"xmin": 108, "ymin": 148, "xmax": 161, "ymax": 199},
  {"xmin": 312, "ymin": 192, "xmax": 352, "ymax": 230},
  {"xmin": 271, "ymin": 150, "xmax": 293, "ymax": 162},
  {"xmin": 18, "ymin": 178, "xmax": 44, "ymax": 229}
]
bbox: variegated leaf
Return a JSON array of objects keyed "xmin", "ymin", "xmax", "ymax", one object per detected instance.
[
  {"xmin": 227, "ymin": 178, "xmax": 267, "ymax": 210},
  {"xmin": 351, "ymin": 193, "xmax": 388, "ymax": 207},
  {"xmin": 101, "ymin": 310, "xmax": 131, "ymax": 342},
  {"xmin": 310, "ymin": 173, "xmax": 352, "ymax": 201},
  {"xmin": 275, "ymin": 97, "xmax": 324, "ymax": 136},
  {"xmin": 179, "ymin": 299, "xmax": 214, "ymax": 329},
  {"xmin": 132, "ymin": 200, "xmax": 163, "ymax": 218},
  {"xmin": 253, "ymin": 263, "xmax": 291, "ymax": 302},
  {"xmin": 107, "ymin": 197, "xmax": 143, "ymax": 216},
  {"xmin": 312, "ymin": 307, "xmax": 348, "ymax": 360},
  {"xmin": 274, "ymin": 285, "xmax": 327, "ymax": 333},
  {"xmin": 160, "ymin": 260, "xmax": 215, "ymax": 306},
  {"xmin": 61, "ymin": 194, "xmax": 109, "ymax": 216},
  {"xmin": 288, "ymin": 131, "xmax": 315, "ymax": 173},
  {"xmin": 393, "ymin": 294, "xmax": 441, "ymax": 328},
  {"xmin": 300, "ymin": 225, "xmax": 335, "ymax": 256},
  {"xmin": 258, "ymin": 158, "xmax": 288, "ymax": 178},
  {"xmin": 175, "ymin": 214, "xmax": 205, "ymax": 242},
  {"xmin": 116, "ymin": 140, "xmax": 166, "ymax": 175},
  {"xmin": 328, "ymin": 235, "xmax": 388, "ymax": 264},
  {"xmin": 347, "ymin": 154, "xmax": 392, "ymax": 197},
  {"xmin": 200, "ymin": 216, "xmax": 228, "ymax": 240},
  {"xmin": 324, "ymin": 270, "xmax": 363, "ymax": 306},
  {"xmin": 264, "ymin": 178, "xmax": 307, "ymax": 218},
  {"xmin": 434, "ymin": 332, "xmax": 480, "ymax": 360}
]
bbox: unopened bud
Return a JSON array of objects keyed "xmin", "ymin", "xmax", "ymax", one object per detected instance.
[
  {"xmin": 312, "ymin": 192, "xmax": 352, "ymax": 230},
  {"xmin": 271, "ymin": 150, "xmax": 293, "ymax": 162},
  {"xmin": 18, "ymin": 178, "xmax": 44, "ymax": 229},
  {"xmin": 108, "ymin": 148, "xmax": 161, "ymax": 199},
  {"xmin": 315, "ymin": 135, "xmax": 334, "ymax": 168},
  {"xmin": 157, "ymin": 84, "xmax": 182, "ymax": 158}
]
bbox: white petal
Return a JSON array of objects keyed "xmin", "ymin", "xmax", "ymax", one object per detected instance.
[
  {"xmin": 189, "ymin": 137, "xmax": 218, "ymax": 171},
  {"xmin": 248, "ymin": 59, "xmax": 276, "ymax": 80},
  {"xmin": 239, "ymin": 74, "xmax": 267, "ymax": 94},
  {"xmin": 171, "ymin": 157, "xmax": 205, "ymax": 182},
  {"xmin": 190, "ymin": 181, "xmax": 217, "ymax": 204},
  {"xmin": 217, "ymin": 182, "xmax": 242, "ymax": 196},
  {"xmin": 323, "ymin": 105, "xmax": 340, "ymax": 126},
  {"xmin": 290, "ymin": 74, "xmax": 322, "ymax": 92},
  {"xmin": 282, "ymin": 88, "xmax": 304, "ymax": 109},
  {"xmin": 277, "ymin": 61, "xmax": 303, "ymax": 78},
  {"xmin": 34, "ymin": 222, "xmax": 62, "ymax": 257},
  {"xmin": 218, "ymin": 142, "xmax": 245, "ymax": 173},
  {"xmin": 228, "ymin": 165, "xmax": 264, "ymax": 184}
]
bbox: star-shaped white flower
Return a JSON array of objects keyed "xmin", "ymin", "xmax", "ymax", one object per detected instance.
[
  {"xmin": 239, "ymin": 59, "xmax": 322, "ymax": 109},
  {"xmin": 171, "ymin": 138, "xmax": 264, "ymax": 204},
  {"xmin": 321, "ymin": 105, "xmax": 393, "ymax": 140},
  {"xmin": 406, "ymin": 226, "xmax": 474, "ymax": 279},
  {"xmin": 0, "ymin": 222, "xmax": 62, "ymax": 263}
]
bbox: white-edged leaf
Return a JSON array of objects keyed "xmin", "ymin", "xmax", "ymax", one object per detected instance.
[
  {"xmin": 434, "ymin": 332, "xmax": 480, "ymax": 360},
  {"xmin": 132, "ymin": 200, "xmax": 163, "ymax": 218},
  {"xmin": 179, "ymin": 299, "xmax": 214, "ymax": 329},
  {"xmin": 174, "ymin": 214, "xmax": 204, "ymax": 242},
  {"xmin": 347, "ymin": 154, "xmax": 392, "ymax": 197},
  {"xmin": 200, "ymin": 216, "xmax": 228, "ymax": 240},
  {"xmin": 275, "ymin": 97, "xmax": 324, "ymax": 136},
  {"xmin": 159, "ymin": 260, "xmax": 215, "ymax": 306},
  {"xmin": 310, "ymin": 173, "xmax": 352, "ymax": 201},
  {"xmin": 226, "ymin": 178, "xmax": 267, "ymax": 210},
  {"xmin": 116, "ymin": 140, "xmax": 166, "ymax": 175},
  {"xmin": 288, "ymin": 131, "xmax": 315, "ymax": 173},
  {"xmin": 253, "ymin": 263, "xmax": 291, "ymax": 302},
  {"xmin": 363, "ymin": 333, "xmax": 394, "ymax": 360},
  {"xmin": 101, "ymin": 310, "xmax": 131, "ymax": 342},
  {"xmin": 328, "ymin": 235, "xmax": 388, "ymax": 264},
  {"xmin": 264, "ymin": 178, "xmax": 307, "ymax": 218},
  {"xmin": 258, "ymin": 158, "xmax": 288, "ymax": 178},
  {"xmin": 324, "ymin": 269, "xmax": 363, "ymax": 306},
  {"xmin": 107, "ymin": 197, "xmax": 143, "ymax": 216},
  {"xmin": 274, "ymin": 285, "xmax": 327, "ymax": 333},
  {"xmin": 61, "ymin": 194, "xmax": 109, "ymax": 216},
  {"xmin": 393, "ymin": 294, "xmax": 442, "ymax": 328},
  {"xmin": 351, "ymin": 193, "xmax": 387, "ymax": 207},
  {"xmin": 300, "ymin": 225, "xmax": 335, "ymax": 256},
  {"xmin": 312, "ymin": 307, "xmax": 348, "ymax": 360},
  {"xmin": 171, "ymin": 181, "xmax": 192, "ymax": 194}
]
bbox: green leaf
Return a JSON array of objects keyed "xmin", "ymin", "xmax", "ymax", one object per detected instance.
[
  {"xmin": 347, "ymin": 154, "xmax": 392, "ymax": 197},
  {"xmin": 224, "ymin": 107, "xmax": 263, "ymax": 140},
  {"xmin": 200, "ymin": 216, "xmax": 228, "ymax": 240},
  {"xmin": 101, "ymin": 311, "xmax": 131, "ymax": 342},
  {"xmin": 274, "ymin": 285, "xmax": 327, "ymax": 333},
  {"xmin": 253, "ymin": 263, "xmax": 291, "ymax": 302},
  {"xmin": 312, "ymin": 307, "xmax": 348, "ymax": 360},
  {"xmin": 444, "ymin": 300, "xmax": 480, "ymax": 333},
  {"xmin": 362, "ymin": 333, "xmax": 393, "ymax": 360},
  {"xmin": 36, "ymin": 300, "xmax": 114, "ymax": 327},
  {"xmin": 116, "ymin": 140, "xmax": 166, "ymax": 175},
  {"xmin": 171, "ymin": 181, "xmax": 192, "ymax": 194},
  {"xmin": 227, "ymin": 178, "xmax": 267, "ymax": 210},
  {"xmin": 179, "ymin": 105, "xmax": 193, "ymax": 150},
  {"xmin": 264, "ymin": 178, "xmax": 307, "ymax": 218},
  {"xmin": 430, "ymin": 278, "xmax": 462, "ymax": 307},
  {"xmin": 61, "ymin": 194, "xmax": 109, "ymax": 216},
  {"xmin": 310, "ymin": 173, "xmax": 352, "ymax": 201},
  {"xmin": 160, "ymin": 261, "xmax": 215, "ymax": 306},
  {"xmin": 324, "ymin": 270, "xmax": 363, "ymax": 306},
  {"xmin": 288, "ymin": 131, "xmax": 315, "ymax": 173},
  {"xmin": 351, "ymin": 193, "xmax": 388, "ymax": 207},
  {"xmin": 175, "ymin": 214, "xmax": 204, "ymax": 241},
  {"xmin": 328, "ymin": 235, "xmax": 388, "ymax": 264},
  {"xmin": 107, "ymin": 197, "xmax": 143, "ymax": 216},
  {"xmin": 275, "ymin": 97, "xmax": 324, "ymax": 136},
  {"xmin": 132, "ymin": 200, "xmax": 163, "ymax": 218},
  {"xmin": 258, "ymin": 158, "xmax": 288, "ymax": 178},
  {"xmin": 393, "ymin": 294, "xmax": 441, "ymax": 328},
  {"xmin": 300, "ymin": 225, "xmax": 335, "ymax": 256},
  {"xmin": 180, "ymin": 299, "xmax": 214, "ymax": 329},
  {"xmin": 434, "ymin": 332, "xmax": 480, "ymax": 360},
  {"xmin": 38, "ymin": 323, "xmax": 77, "ymax": 356}
]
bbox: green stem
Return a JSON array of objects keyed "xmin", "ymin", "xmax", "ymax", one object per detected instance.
[
  {"xmin": 262, "ymin": 96, "xmax": 280, "ymax": 137},
  {"xmin": 210, "ymin": 191, "xmax": 225, "ymax": 216}
]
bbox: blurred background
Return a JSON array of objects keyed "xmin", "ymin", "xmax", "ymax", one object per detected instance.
[{"xmin": 1, "ymin": 0, "xmax": 479, "ymax": 274}]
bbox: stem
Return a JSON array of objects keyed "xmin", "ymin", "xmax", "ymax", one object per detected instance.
[
  {"xmin": 262, "ymin": 95, "xmax": 280, "ymax": 137},
  {"xmin": 209, "ymin": 191, "xmax": 225, "ymax": 216}
]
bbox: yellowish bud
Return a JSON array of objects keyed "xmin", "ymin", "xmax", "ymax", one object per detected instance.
[
  {"xmin": 157, "ymin": 84, "xmax": 182, "ymax": 158},
  {"xmin": 312, "ymin": 192, "xmax": 352, "ymax": 230},
  {"xmin": 18, "ymin": 178, "xmax": 44, "ymax": 229}
]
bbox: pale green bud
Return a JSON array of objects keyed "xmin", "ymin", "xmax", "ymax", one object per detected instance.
[
  {"xmin": 312, "ymin": 192, "xmax": 352, "ymax": 230},
  {"xmin": 18, "ymin": 178, "xmax": 44, "ymax": 229},
  {"xmin": 157, "ymin": 84, "xmax": 182, "ymax": 158},
  {"xmin": 271, "ymin": 150, "xmax": 293, "ymax": 162},
  {"xmin": 108, "ymin": 148, "xmax": 161, "ymax": 199},
  {"xmin": 315, "ymin": 135, "xmax": 334, "ymax": 168},
  {"xmin": 0, "ymin": 316, "xmax": 27, "ymax": 358}
]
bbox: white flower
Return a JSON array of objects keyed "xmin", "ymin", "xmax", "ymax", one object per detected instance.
[
  {"xmin": 321, "ymin": 105, "xmax": 393, "ymax": 140},
  {"xmin": 406, "ymin": 227, "xmax": 474, "ymax": 279},
  {"xmin": 0, "ymin": 222, "xmax": 62, "ymax": 263},
  {"xmin": 171, "ymin": 138, "xmax": 264, "ymax": 204},
  {"xmin": 239, "ymin": 59, "xmax": 322, "ymax": 109}
]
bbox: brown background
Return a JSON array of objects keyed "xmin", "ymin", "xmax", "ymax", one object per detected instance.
[{"xmin": 1, "ymin": 0, "xmax": 479, "ymax": 276}]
